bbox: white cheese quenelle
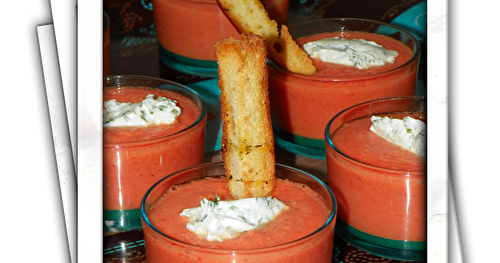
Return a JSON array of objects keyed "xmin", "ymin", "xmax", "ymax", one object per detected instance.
[
  {"xmin": 103, "ymin": 94, "xmax": 181, "ymax": 127},
  {"xmin": 370, "ymin": 116, "xmax": 426, "ymax": 157},
  {"xmin": 302, "ymin": 37, "xmax": 399, "ymax": 69},
  {"xmin": 180, "ymin": 196, "xmax": 289, "ymax": 241}
]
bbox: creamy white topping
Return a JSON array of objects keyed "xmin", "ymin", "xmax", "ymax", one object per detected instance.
[
  {"xmin": 180, "ymin": 196, "xmax": 289, "ymax": 242},
  {"xmin": 103, "ymin": 94, "xmax": 181, "ymax": 127},
  {"xmin": 370, "ymin": 116, "xmax": 426, "ymax": 157},
  {"xmin": 303, "ymin": 37, "xmax": 399, "ymax": 69}
]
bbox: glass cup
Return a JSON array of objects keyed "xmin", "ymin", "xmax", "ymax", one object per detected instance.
[
  {"xmin": 103, "ymin": 75, "xmax": 207, "ymax": 232},
  {"xmin": 325, "ymin": 96, "xmax": 426, "ymax": 261},
  {"xmin": 141, "ymin": 162, "xmax": 337, "ymax": 263},
  {"xmin": 268, "ymin": 18, "xmax": 421, "ymax": 159},
  {"xmin": 152, "ymin": 0, "xmax": 290, "ymax": 77}
]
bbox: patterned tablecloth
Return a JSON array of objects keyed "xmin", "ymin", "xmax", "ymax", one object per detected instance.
[{"xmin": 103, "ymin": 0, "xmax": 427, "ymax": 262}]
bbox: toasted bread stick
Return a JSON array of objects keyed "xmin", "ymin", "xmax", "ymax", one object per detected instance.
[
  {"xmin": 215, "ymin": 33, "xmax": 276, "ymax": 199},
  {"xmin": 216, "ymin": 0, "xmax": 316, "ymax": 75}
]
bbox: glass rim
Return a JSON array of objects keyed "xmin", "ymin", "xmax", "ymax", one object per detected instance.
[
  {"xmin": 268, "ymin": 17, "xmax": 421, "ymax": 81},
  {"xmin": 140, "ymin": 161, "xmax": 337, "ymax": 252},
  {"xmin": 103, "ymin": 11, "xmax": 110, "ymax": 31},
  {"xmin": 325, "ymin": 96, "xmax": 426, "ymax": 174},
  {"xmin": 103, "ymin": 74, "xmax": 207, "ymax": 147}
]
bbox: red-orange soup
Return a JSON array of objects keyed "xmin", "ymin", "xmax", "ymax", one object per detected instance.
[
  {"xmin": 269, "ymin": 31, "xmax": 418, "ymax": 142},
  {"xmin": 327, "ymin": 112, "xmax": 426, "ymax": 241},
  {"xmin": 103, "ymin": 86, "xmax": 206, "ymax": 211},
  {"xmin": 144, "ymin": 176, "xmax": 336, "ymax": 263}
]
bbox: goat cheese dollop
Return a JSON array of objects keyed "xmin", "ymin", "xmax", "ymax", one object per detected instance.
[
  {"xmin": 180, "ymin": 196, "xmax": 289, "ymax": 241},
  {"xmin": 370, "ymin": 116, "xmax": 426, "ymax": 157},
  {"xmin": 303, "ymin": 37, "xmax": 399, "ymax": 69},
  {"xmin": 103, "ymin": 94, "xmax": 181, "ymax": 127}
]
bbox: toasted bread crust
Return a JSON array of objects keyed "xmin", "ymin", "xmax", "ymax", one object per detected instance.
[
  {"xmin": 215, "ymin": 33, "xmax": 276, "ymax": 199},
  {"xmin": 216, "ymin": 0, "xmax": 316, "ymax": 75}
]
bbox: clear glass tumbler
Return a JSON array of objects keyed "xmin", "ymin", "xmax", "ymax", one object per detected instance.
[
  {"xmin": 268, "ymin": 18, "xmax": 421, "ymax": 159},
  {"xmin": 152, "ymin": 0, "xmax": 290, "ymax": 77},
  {"xmin": 325, "ymin": 96, "xmax": 426, "ymax": 261},
  {"xmin": 103, "ymin": 75, "xmax": 207, "ymax": 232},
  {"xmin": 141, "ymin": 162, "xmax": 337, "ymax": 263}
]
